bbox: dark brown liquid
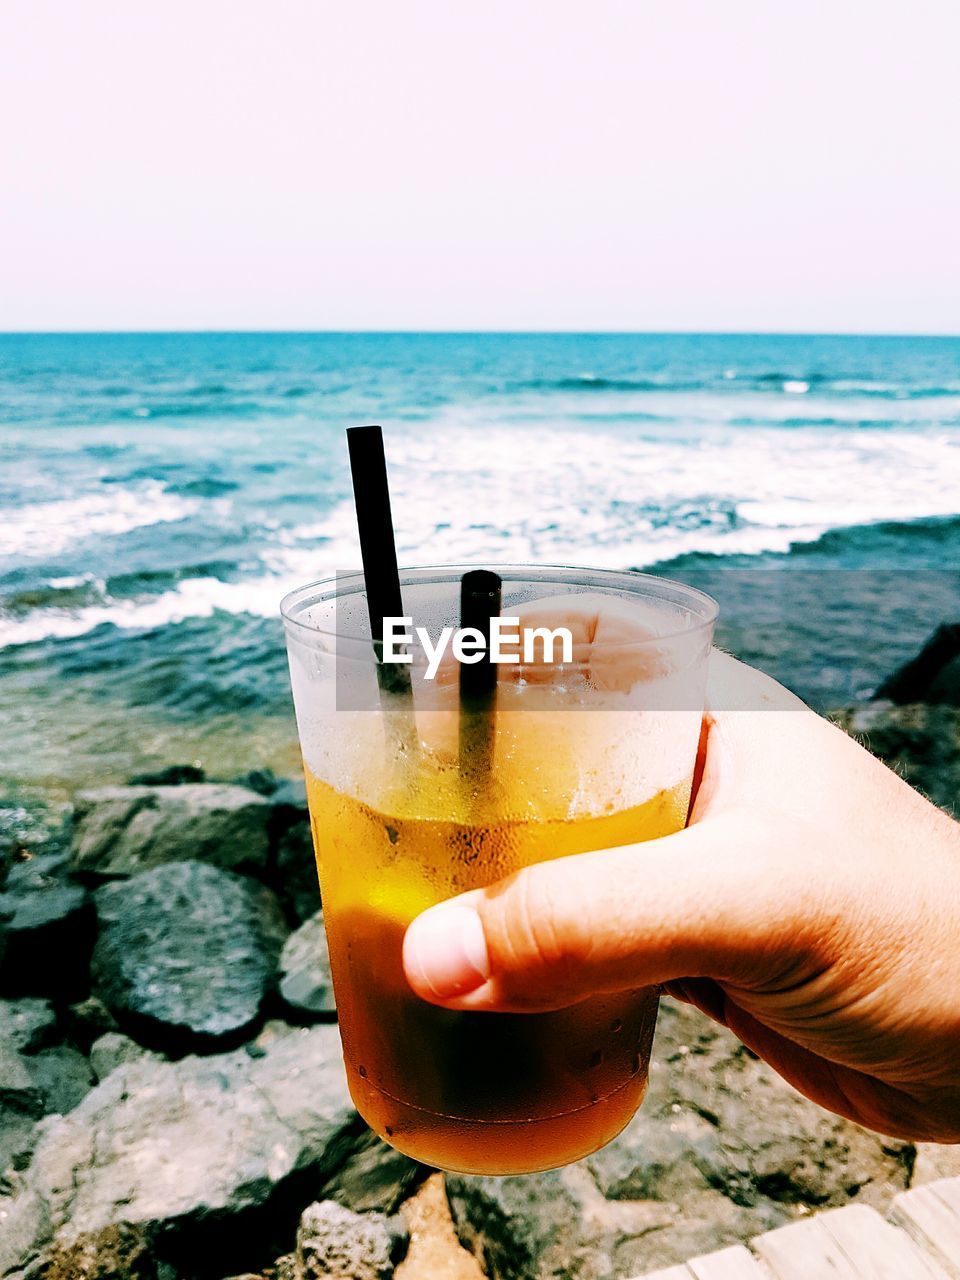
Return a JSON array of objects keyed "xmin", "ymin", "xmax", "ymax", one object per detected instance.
[
  {"xmin": 329, "ymin": 907, "xmax": 659, "ymax": 1174},
  {"xmin": 306, "ymin": 770, "xmax": 685, "ymax": 1175}
]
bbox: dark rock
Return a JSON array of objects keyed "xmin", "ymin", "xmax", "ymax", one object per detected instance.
[
  {"xmin": 295, "ymin": 1200, "xmax": 408, "ymax": 1280},
  {"xmin": 448, "ymin": 1000, "xmax": 914, "ymax": 1278},
  {"xmin": 0, "ymin": 1010, "xmax": 46, "ymax": 1132},
  {"xmin": 21, "ymin": 1047, "xmax": 93, "ymax": 1120},
  {"xmin": 835, "ymin": 701, "xmax": 960, "ymax": 814},
  {"xmin": 0, "ymin": 797, "xmax": 71, "ymax": 894},
  {"xmin": 0, "ymin": 997, "xmax": 57, "ymax": 1053},
  {"xmin": 0, "ymin": 1000, "xmax": 94, "ymax": 1190},
  {"xmin": 128, "ymin": 764, "xmax": 206, "ymax": 787},
  {"xmin": 322, "ymin": 1129, "xmax": 426, "ymax": 1215},
  {"xmin": 232, "ymin": 768, "xmax": 279, "ymax": 797},
  {"xmin": 273, "ymin": 825, "xmax": 320, "ymax": 924},
  {"xmin": 447, "ymin": 1168, "xmax": 620, "ymax": 1280},
  {"xmin": 268, "ymin": 778, "xmax": 307, "ymax": 812},
  {"xmin": 0, "ymin": 1024, "xmax": 417, "ymax": 1279},
  {"xmin": 63, "ymin": 997, "xmax": 118, "ymax": 1051},
  {"xmin": 92, "ymin": 861, "xmax": 288, "ymax": 1052},
  {"xmin": 17, "ymin": 1222, "xmax": 158, "ymax": 1279},
  {"xmin": 72, "ymin": 785, "xmax": 271, "ymax": 881},
  {"xmin": 278, "ymin": 912, "xmax": 335, "ymax": 1021},
  {"xmin": 0, "ymin": 855, "xmax": 94, "ymax": 1000},
  {"xmin": 88, "ymin": 1034, "xmax": 160, "ymax": 1082},
  {"xmin": 267, "ymin": 782, "xmax": 318, "ymax": 924},
  {"xmin": 874, "ymin": 622, "xmax": 960, "ymax": 707}
]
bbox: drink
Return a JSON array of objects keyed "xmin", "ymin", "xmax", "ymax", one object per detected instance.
[
  {"xmin": 283, "ymin": 565, "xmax": 716, "ymax": 1174},
  {"xmin": 306, "ymin": 768, "xmax": 688, "ymax": 1172}
]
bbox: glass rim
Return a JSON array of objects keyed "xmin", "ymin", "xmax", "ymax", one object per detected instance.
[{"xmin": 280, "ymin": 562, "xmax": 718, "ymax": 654}]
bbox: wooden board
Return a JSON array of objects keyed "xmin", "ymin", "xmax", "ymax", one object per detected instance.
[
  {"xmin": 752, "ymin": 1203, "xmax": 949, "ymax": 1279},
  {"xmin": 825, "ymin": 1202, "xmax": 949, "ymax": 1279},
  {"xmin": 636, "ymin": 1267, "xmax": 692, "ymax": 1280},
  {"xmin": 889, "ymin": 1179, "xmax": 960, "ymax": 1278},
  {"xmin": 687, "ymin": 1245, "xmax": 771, "ymax": 1279}
]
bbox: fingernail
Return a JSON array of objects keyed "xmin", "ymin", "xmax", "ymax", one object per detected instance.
[{"xmin": 403, "ymin": 904, "xmax": 490, "ymax": 999}]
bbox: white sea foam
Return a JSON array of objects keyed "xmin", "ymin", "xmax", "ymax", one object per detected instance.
[
  {"xmin": 0, "ymin": 575, "xmax": 275, "ymax": 648},
  {"xmin": 0, "ymin": 482, "xmax": 200, "ymax": 559},
  {"xmin": 3, "ymin": 420, "xmax": 959, "ymax": 649}
]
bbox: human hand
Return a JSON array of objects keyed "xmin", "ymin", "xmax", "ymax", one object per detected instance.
[{"xmin": 403, "ymin": 627, "xmax": 960, "ymax": 1142}]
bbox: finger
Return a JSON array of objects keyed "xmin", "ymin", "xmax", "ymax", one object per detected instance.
[{"xmin": 403, "ymin": 811, "xmax": 823, "ymax": 1013}]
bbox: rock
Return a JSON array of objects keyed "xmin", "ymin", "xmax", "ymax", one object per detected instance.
[
  {"xmin": 0, "ymin": 1024, "xmax": 417, "ymax": 1278},
  {"xmin": 232, "ymin": 768, "xmax": 279, "ymax": 797},
  {"xmin": 0, "ymin": 1191, "xmax": 51, "ymax": 1277},
  {"xmin": 278, "ymin": 912, "xmax": 335, "ymax": 1021},
  {"xmin": 273, "ymin": 825, "xmax": 320, "ymax": 924},
  {"xmin": 17, "ymin": 1222, "xmax": 157, "ymax": 1279},
  {"xmin": 20, "ymin": 1047, "xmax": 93, "ymax": 1121},
  {"xmin": 0, "ymin": 1006, "xmax": 46, "ymax": 1148},
  {"xmin": 322, "ymin": 1129, "xmax": 425, "ymax": 1215},
  {"xmin": 72, "ymin": 785, "xmax": 271, "ymax": 880},
  {"xmin": 834, "ymin": 701, "xmax": 960, "ymax": 814},
  {"xmin": 0, "ymin": 855, "xmax": 94, "ymax": 1000},
  {"xmin": 447, "ymin": 1167, "xmax": 621, "ymax": 1280},
  {"xmin": 0, "ymin": 997, "xmax": 57, "ymax": 1054},
  {"xmin": 874, "ymin": 622, "xmax": 960, "ymax": 707},
  {"xmin": 295, "ymin": 1200, "xmax": 408, "ymax": 1280},
  {"xmin": 128, "ymin": 764, "xmax": 206, "ymax": 787},
  {"xmin": 62, "ymin": 997, "xmax": 118, "ymax": 1051},
  {"xmin": 267, "ymin": 782, "xmax": 318, "ymax": 924},
  {"xmin": 0, "ymin": 1000, "xmax": 93, "ymax": 1191},
  {"xmin": 0, "ymin": 796, "xmax": 71, "ymax": 895},
  {"xmin": 447, "ymin": 1000, "xmax": 914, "ymax": 1278},
  {"xmin": 913, "ymin": 1142, "xmax": 960, "ymax": 1186},
  {"xmin": 88, "ymin": 1034, "xmax": 159, "ymax": 1082},
  {"xmin": 92, "ymin": 862, "xmax": 288, "ymax": 1052}
]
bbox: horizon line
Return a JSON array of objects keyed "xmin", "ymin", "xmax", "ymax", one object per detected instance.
[{"xmin": 1, "ymin": 327, "xmax": 959, "ymax": 340}]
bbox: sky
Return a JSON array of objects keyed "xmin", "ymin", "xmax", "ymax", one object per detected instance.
[{"xmin": 1, "ymin": 1, "xmax": 959, "ymax": 334}]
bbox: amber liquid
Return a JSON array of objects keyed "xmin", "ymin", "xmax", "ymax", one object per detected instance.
[{"xmin": 305, "ymin": 766, "xmax": 689, "ymax": 1175}]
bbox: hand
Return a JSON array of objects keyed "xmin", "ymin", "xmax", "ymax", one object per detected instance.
[{"xmin": 403, "ymin": 638, "xmax": 960, "ymax": 1142}]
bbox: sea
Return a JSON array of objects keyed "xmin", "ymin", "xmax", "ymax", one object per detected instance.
[{"xmin": 2, "ymin": 331, "xmax": 960, "ymax": 795}]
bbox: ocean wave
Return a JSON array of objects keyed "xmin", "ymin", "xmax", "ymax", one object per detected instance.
[
  {"xmin": 6, "ymin": 418, "xmax": 959, "ymax": 649},
  {"xmin": 125, "ymin": 401, "xmax": 262, "ymax": 419},
  {"xmin": 0, "ymin": 575, "xmax": 282, "ymax": 648},
  {"xmin": 513, "ymin": 371, "xmax": 960, "ymax": 399},
  {"xmin": 168, "ymin": 478, "xmax": 239, "ymax": 498},
  {"xmin": 0, "ymin": 483, "xmax": 201, "ymax": 560},
  {"xmin": 519, "ymin": 375, "xmax": 676, "ymax": 392}
]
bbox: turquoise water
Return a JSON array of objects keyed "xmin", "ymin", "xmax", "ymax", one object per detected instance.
[{"xmin": 2, "ymin": 332, "xmax": 960, "ymax": 789}]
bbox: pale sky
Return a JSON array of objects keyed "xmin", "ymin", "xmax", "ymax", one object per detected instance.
[{"xmin": 1, "ymin": 0, "xmax": 958, "ymax": 333}]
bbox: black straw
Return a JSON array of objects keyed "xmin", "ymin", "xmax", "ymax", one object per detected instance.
[
  {"xmin": 459, "ymin": 569, "xmax": 501, "ymax": 777},
  {"xmin": 347, "ymin": 425, "xmax": 411, "ymax": 695}
]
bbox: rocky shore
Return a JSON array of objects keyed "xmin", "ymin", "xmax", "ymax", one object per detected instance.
[{"xmin": 1, "ymin": 630, "xmax": 958, "ymax": 1280}]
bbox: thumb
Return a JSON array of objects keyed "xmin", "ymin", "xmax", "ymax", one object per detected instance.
[{"xmin": 402, "ymin": 810, "xmax": 821, "ymax": 1013}]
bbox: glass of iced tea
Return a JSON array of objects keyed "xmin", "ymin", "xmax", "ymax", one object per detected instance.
[{"xmin": 281, "ymin": 565, "xmax": 717, "ymax": 1175}]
